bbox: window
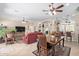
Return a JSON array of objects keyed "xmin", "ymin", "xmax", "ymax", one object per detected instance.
[{"xmin": 59, "ymin": 23, "xmax": 75, "ymax": 32}]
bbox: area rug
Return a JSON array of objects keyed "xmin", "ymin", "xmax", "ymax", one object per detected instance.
[{"xmin": 32, "ymin": 46, "xmax": 71, "ymax": 56}]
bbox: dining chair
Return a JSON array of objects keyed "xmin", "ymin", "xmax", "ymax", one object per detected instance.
[
  {"xmin": 66, "ymin": 32, "xmax": 72, "ymax": 42},
  {"xmin": 37, "ymin": 34, "xmax": 54, "ymax": 56},
  {"xmin": 5, "ymin": 31, "xmax": 15, "ymax": 44}
]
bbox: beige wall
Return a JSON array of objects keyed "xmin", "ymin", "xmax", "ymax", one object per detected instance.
[
  {"xmin": 0, "ymin": 17, "xmax": 36, "ymax": 34},
  {"xmin": 0, "ymin": 17, "xmax": 26, "ymax": 28},
  {"xmin": 74, "ymin": 15, "xmax": 79, "ymax": 42}
]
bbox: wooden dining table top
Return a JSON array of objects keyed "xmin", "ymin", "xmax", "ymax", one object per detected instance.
[{"xmin": 46, "ymin": 35, "xmax": 64, "ymax": 45}]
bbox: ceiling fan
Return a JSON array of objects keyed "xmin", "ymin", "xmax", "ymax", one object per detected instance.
[{"xmin": 43, "ymin": 3, "xmax": 64, "ymax": 15}]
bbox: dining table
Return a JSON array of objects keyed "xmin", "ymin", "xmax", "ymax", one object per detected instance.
[{"xmin": 46, "ymin": 35, "xmax": 64, "ymax": 55}]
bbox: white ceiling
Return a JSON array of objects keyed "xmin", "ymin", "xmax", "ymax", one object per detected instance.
[{"xmin": 0, "ymin": 3, "xmax": 79, "ymax": 21}]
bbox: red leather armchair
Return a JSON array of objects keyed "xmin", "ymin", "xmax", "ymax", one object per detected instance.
[{"xmin": 22, "ymin": 32, "xmax": 43, "ymax": 44}]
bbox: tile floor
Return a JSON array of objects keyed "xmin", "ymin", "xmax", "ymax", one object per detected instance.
[{"xmin": 0, "ymin": 41, "xmax": 79, "ymax": 56}]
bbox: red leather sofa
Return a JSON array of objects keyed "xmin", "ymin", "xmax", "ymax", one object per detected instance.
[{"xmin": 22, "ymin": 32, "xmax": 43, "ymax": 44}]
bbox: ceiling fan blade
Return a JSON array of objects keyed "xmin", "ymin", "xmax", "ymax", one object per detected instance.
[
  {"xmin": 51, "ymin": 3, "xmax": 54, "ymax": 6},
  {"xmin": 42, "ymin": 10, "xmax": 48, "ymax": 12},
  {"xmin": 56, "ymin": 10, "xmax": 63, "ymax": 12},
  {"xmin": 49, "ymin": 3, "xmax": 53, "ymax": 7},
  {"xmin": 56, "ymin": 4, "xmax": 64, "ymax": 9}
]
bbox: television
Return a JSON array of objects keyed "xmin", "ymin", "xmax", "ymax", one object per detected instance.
[{"xmin": 15, "ymin": 26, "xmax": 25, "ymax": 32}]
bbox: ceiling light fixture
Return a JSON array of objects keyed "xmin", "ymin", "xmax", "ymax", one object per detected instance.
[
  {"xmin": 22, "ymin": 21, "xmax": 26, "ymax": 24},
  {"xmin": 48, "ymin": 11, "xmax": 53, "ymax": 16},
  {"xmin": 22, "ymin": 17, "xmax": 26, "ymax": 24},
  {"xmin": 53, "ymin": 10, "xmax": 57, "ymax": 15}
]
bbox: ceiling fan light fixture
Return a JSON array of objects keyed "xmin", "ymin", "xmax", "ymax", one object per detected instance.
[
  {"xmin": 53, "ymin": 10, "xmax": 57, "ymax": 15},
  {"xmin": 43, "ymin": 3, "xmax": 64, "ymax": 16},
  {"xmin": 49, "ymin": 11, "xmax": 53, "ymax": 16},
  {"xmin": 49, "ymin": 6, "xmax": 52, "ymax": 10}
]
